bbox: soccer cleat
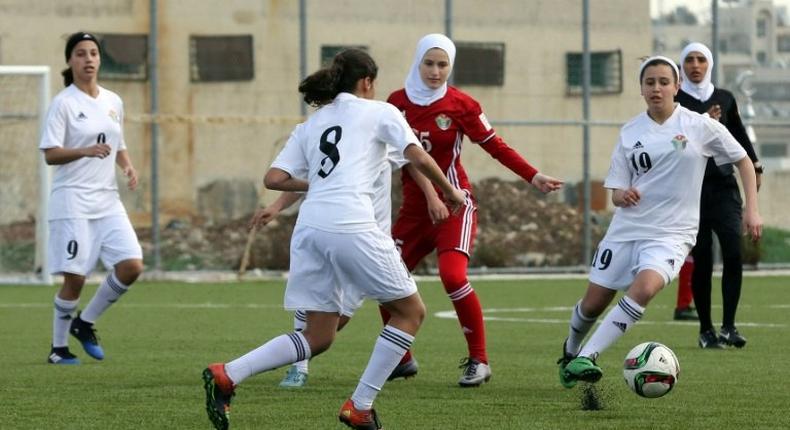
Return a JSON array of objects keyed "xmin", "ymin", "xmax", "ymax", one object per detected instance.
[
  {"xmin": 557, "ymin": 339, "xmax": 577, "ymax": 389},
  {"xmin": 279, "ymin": 365, "xmax": 308, "ymax": 388},
  {"xmin": 673, "ymin": 306, "xmax": 699, "ymax": 321},
  {"xmin": 202, "ymin": 363, "xmax": 235, "ymax": 430},
  {"xmin": 698, "ymin": 328, "xmax": 725, "ymax": 349},
  {"xmin": 47, "ymin": 346, "xmax": 80, "ymax": 365},
  {"xmin": 387, "ymin": 357, "xmax": 419, "ymax": 381},
  {"xmin": 69, "ymin": 312, "xmax": 104, "ymax": 360},
  {"xmin": 718, "ymin": 326, "xmax": 747, "ymax": 348},
  {"xmin": 564, "ymin": 356, "xmax": 603, "ymax": 384},
  {"xmin": 457, "ymin": 357, "xmax": 492, "ymax": 387},
  {"xmin": 338, "ymin": 398, "xmax": 382, "ymax": 430}
]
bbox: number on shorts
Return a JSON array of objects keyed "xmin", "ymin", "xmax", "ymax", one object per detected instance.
[
  {"xmin": 318, "ymin": 125, "xmax": 342, "ymax": 178},
  {"xmin": 591, "ymin": 247, "xmax": 613, "ymax": 270},
  {"xmin": 66, "ymin": 240, "xmax": 78, "ymax": 260}
]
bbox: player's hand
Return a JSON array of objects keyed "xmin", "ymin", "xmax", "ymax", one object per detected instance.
[
  {"xmin": 743, "ymin": 210, "xmax": 763, "ymax": 243},
  {"xmin": 444, "ymin": 188, "xmax": 467, "ymax": 215},
  {"xmin": 530, "ymin": 173, "xmax": 564, "ymax": 193},
  {"xmin": 123, "ymin": 166, "xmax": 138, "ymax": 191},
  {"xmin": 83, "ymin": 143, "xmax": 112, "ymax": 159},
  {"xmin": 248, "ymin": 206, "xmax": 279, "ymax": 231},
  {"xmin": 427, "ymin": 195, "xmax": 450, "ymax": 224},
  {"xmin": 617, "ymin": 187, "xmax": 641, "ymax": 207},
  {"xmin": 707, "ymin": 104, "xmax": 722, "ymax": 121}
]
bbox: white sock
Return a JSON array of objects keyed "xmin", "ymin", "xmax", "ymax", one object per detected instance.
[
  {"xmin": 224, "ymin": 332, "xmax": 311, "ymax": 385},
  {"xmin": 579, "ymin": 296, "xmax": 644, "ymax": 360},
  {"xmin": 292, "ymin": 310, "xmax": 309, "ymax": 373},
  {"xmin": 53, "ymin": 296, "xmax": 79, "ymax": 348},
  {"xmin": 351, "ymin": 325, "xmax": 414, "ymax": 410},
  {"xmin": 81, "ymin": 272, "xmax": 129, "ymax": 323},
  {"xmin": 566, "ymin": 301, "xmax": 597, "ymax": 356}
]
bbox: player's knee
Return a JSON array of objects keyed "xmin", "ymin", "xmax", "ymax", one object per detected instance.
[
  {"xmin": 115, "ymin": 259, "xmax": 143, "ymax": 285},
  {"xmin": 438, "ymin": 266, "xmax": 468, "ymax": 292},
  {"xmin": 302, "ymin": 331, "xmax": 335, "ymax": 355}
]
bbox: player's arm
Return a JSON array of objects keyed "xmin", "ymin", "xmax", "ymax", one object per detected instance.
[
  {"xmin": 115, "ymin": 150, "xmax": 138, "ymax": 191},
  {"xmin": 479, "ymin": 136, "xmax": 563, "ymax": 193},
  {"xmin": 404, "ymin": 163, "xmax": 449, "ymax": 224},
  {"xmin": 734, "ymin": 156, "xmax": 762, "ymax": 242},
  {"xmin": 43, "ymin": 144, "xmax": 112, "ymax": 165},
  {"xmin": 403, "ymin": 144, "xmax": 465, "ymax": 211},
  {"xmin": 725, "ymin": 98, "xmax": 762, "ymax": 190},
  {"xmin": 264, "ymin": 168, "xmax": 309, "ymax": 192},
  {"xmin": 248, "ymin": 192, "xmax": 303, "ymax": 230}
]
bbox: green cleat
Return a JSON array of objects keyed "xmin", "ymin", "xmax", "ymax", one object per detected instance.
[
  {"xmin": 565, "ymin": 356, "xmax": 603, "ymax": 384},
  {"xmin": 279, "ymin": 365, "xmax": 308, "ymax": 388},
  {"xmin": 557, "ymin": 341, "xmax": 577, "ymax": 389}
]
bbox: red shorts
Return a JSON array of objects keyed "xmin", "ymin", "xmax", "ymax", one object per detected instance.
[{"xmin": 392, "ymin": 202, "xmax": 477, "ymax": 271}]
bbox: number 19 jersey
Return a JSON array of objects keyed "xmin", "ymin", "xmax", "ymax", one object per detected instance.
[{"xmin": 271, "ymin": 92, "xmax": 419, "ymax": 233}]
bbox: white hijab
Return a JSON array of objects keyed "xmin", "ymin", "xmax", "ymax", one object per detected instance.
[
  {"xmin": 404, "ymin": 33, "xmax": 456, "ymax": 106},
  {"xmin": 679, "ymin": 42, "xmax": 715, "ymax": 102}
]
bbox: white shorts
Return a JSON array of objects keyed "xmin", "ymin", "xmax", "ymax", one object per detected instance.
[
  {"xmin": 588, "ymin": 238, "xmax": 691, "ymax": 291},
  {"xmin": 284, "ymin": 225, "xmax": 417, "ymax": 316},
  {"xmin": 48, "ymin": 215, "xmax": 143, "ymax": 276}
]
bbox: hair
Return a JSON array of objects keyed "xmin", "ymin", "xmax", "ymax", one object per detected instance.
[
  {"xmin": 298, "ymin": 49, "xmax": 378, "ymax": 107},
  {"xmin": 639, "ymin": 58, "xmax": 678, "ymax": 83},
  {"xmin": 61, "ymin": 31, "xmax": 101, "ymax": 87}
]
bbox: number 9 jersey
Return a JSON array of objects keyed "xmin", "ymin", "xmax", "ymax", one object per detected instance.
[{"xmin": 271, "ymin": 92, "xmax": 419, "ymax": 233}]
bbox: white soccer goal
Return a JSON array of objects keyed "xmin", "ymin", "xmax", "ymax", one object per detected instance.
[{"xmin": 0, "ymin": 66, "xmax": 52, "ymax": 284}]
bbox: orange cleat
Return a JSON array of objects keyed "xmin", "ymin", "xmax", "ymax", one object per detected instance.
[
  {"xmin": 202, "ymin": 363, "xmax": 236, "ymax": 430},
  {"xmin": 338, "ymin": 398, "xmax": 382, "ymax": 430}
]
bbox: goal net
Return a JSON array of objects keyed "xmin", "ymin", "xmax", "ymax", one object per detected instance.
[{"xmin": 0, "ymin": 66, "xmax": 51, "ymax": 284}]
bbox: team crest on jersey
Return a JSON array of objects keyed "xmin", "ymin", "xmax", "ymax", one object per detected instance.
[
  {"xmin": 671, "ymin": 134, "xmax": 687, "ymax": 151},
  {"xmin": 435, "ymin": 114, "xmax": 452, "ymax": 130},
  {"xmin": 108, "ymin": 110, "xmax": 120, "ymax": 123}
]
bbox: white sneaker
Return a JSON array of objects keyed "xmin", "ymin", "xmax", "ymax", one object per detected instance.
[{"xmin": 458, "ymin": 358, "xmax": 492, "ymax": 387}]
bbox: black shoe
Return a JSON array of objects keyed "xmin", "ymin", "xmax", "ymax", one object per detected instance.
[
  {"xmin": 47, "ymin": 346, "xmax": 80, "ymax": 365},
  {"xmin": 69, "ymin": 312, "xmax": 104, "ymax": 360},
  {"xmin": 719, "ymin": 326, "xmax": 747, "ymax": 348},
  {"xmin": 387, "ymin": 357, "xmax": 418, "ymax": 381},
  {"xmin": 698, "ymin": 328, "xmax": 725, "ymax": 349},
  {"xmin": 673, "ymin": 307, "xmax": 699, "ymax": 321}
]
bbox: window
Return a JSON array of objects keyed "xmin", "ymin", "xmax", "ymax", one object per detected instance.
[
  {"xmin": 190, "ymin": 35, "xmax": 254, "ymax": 82},
  {"xmin": 320, "ymin": 45, "xmax": 367, "ymax": 67},
  {"xmin": 778, "ymin": 35, "xmax": 790, "ymax": 52},
  {"xmin": 566, "ymin": 50, "xmax": 622, "ymax": 95},
  {"xmin": 756, "ymin": 51, "xmax": 767, "ymax": 65},
  {"xmin": 760, "ymin": 143, "xmax": 787, "ymax": 158},
  {"xmin": 757, "ymin": 18, "xmax": 767, "ymax": 38},
  {"xmin": 453, "ymin": 42, "xmax": 505, "ymax": 86},
  {"xmin": 97, "ymin": 34, "xmax": 147, "ymax": 80}
]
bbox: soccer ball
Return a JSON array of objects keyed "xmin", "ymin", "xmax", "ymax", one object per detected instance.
[{"xmin": 623, "ymin": 342, "xmax": 680, "ymax": 398}]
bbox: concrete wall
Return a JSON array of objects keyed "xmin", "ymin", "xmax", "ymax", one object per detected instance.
[{"xmin": 0, "ymin": 0, "xmax": 652, "ymax": 226}]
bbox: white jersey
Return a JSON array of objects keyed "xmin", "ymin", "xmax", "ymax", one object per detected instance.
[
  {"xmin": 39, "ymin": 85, "xmax": 127, "ymax": 220},
  {"xmin": 604, "ymin": 105, "xmax": 746, "ymax": 243},
  {"xmin": 373, "ymin": 148, "xmax": 409, "ymax": 233},
  {"xmin": 272, "ymin": 92, "xmax": 418, "ymax": 233}
]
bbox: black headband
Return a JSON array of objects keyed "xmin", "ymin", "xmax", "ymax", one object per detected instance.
[{"xmin": 65, "ymin": 32, "xmax": 101, "ymax": 62}]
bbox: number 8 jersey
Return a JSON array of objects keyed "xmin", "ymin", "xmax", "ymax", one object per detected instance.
[
  {"xmin": 603, "ymin": 105, "xmax": 746, "ymax": 244},
  {"xmin": 271, "ymin": 92, "xmax": 419, "ymax": 233}
]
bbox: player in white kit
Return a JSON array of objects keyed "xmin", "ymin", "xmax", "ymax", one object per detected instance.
[
  {"xmin": 40, "ymin": 32, "xmax": 143, "ymax": 365},
  {"xmin": 557, "ymin": 56, "xmax": 762, "ymax": 388},
  {"xmin": 202, "ymin": 49, "xmax": 465, "ymax": 430}
]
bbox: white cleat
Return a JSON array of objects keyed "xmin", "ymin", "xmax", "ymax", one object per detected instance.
[{"xmin": 458, "ymin": 357, "xmax": 492, "ymax": 387}]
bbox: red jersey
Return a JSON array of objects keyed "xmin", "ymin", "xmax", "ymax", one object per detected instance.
[{"xmin": 387, "ymin": 86, "xmax": 537, "ymax": 218}]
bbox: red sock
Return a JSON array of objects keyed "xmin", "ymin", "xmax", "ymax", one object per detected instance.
[
  {"xmin": 676, "ymin": 256, "xmax": 694, "ymax": 309},
  {"xmin": 438, "ymin": 251, "xmax": 487, "ymax": 364},
  {"xmin": 378, "ymin": 305, "xmax": 413, "ymax": 365}
]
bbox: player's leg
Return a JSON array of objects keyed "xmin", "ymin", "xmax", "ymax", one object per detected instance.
[
  {"xmin": 691, "ymin": 217, "xmax": 722, "ymax": 348},
  {"xmin": 715, "ymin": 188, "xmax": 747, "ymax": 347},
  {"xmin": 74, "ymin": 216, "xmax": 143, "ymax": 360},
  {"xmin": 279, "ymin": 310, "xmax": 310, "ymax": 387},
  {"xmin": 47, "ymin": 219, "xmax": 93, "ymax": 365},
  {"xmin": 674, "ymin": 255, "xmax": 698, "ymax": 320}
]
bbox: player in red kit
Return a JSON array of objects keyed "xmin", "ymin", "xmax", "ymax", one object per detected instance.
[{"xmin": 385, "ymin": 34, "xmax": 564, "ymax": 387}]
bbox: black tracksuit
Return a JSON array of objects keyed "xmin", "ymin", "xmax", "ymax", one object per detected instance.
[{"xmin": 675, "ymin": 89, "xmax": 759, "ymax": 332}]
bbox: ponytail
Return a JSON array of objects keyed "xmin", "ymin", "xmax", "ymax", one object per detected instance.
[
  {"xmin": 299, "ymin": 49, "xmax": 378, "ymax": 107},
  {"xmin": 61, "ymin": 68, "xmax": 74, "ymax": 87}
]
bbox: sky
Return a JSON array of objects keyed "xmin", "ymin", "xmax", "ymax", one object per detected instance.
[{"xmin": 651, "ymin": 0, "xmax": 790, "ymax": 20}]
